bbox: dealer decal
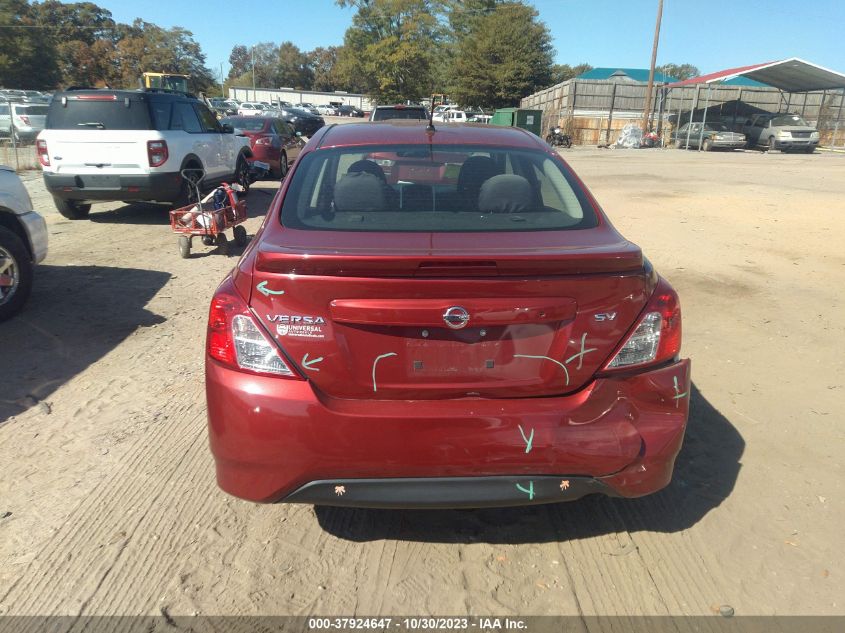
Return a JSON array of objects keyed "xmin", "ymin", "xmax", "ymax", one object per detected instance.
[{"xmin": 267, "ymin": 314, "xmax": 327, "ymax": 339}]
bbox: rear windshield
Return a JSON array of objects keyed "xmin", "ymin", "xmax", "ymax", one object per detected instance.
[
  {"xmin": 47, "ymin": 97, "xmax": 153, "ymax": 130},
  {"xmin": 372, "ymin": 108, "xmax": 428, "ymax": 121},
  {"xmin": 281, "ymin": 144, "xmax": 597, "ymax": 232},
  {"xmin": 222, "ymin": 116, "xmax": 267, "ymax": 131}
]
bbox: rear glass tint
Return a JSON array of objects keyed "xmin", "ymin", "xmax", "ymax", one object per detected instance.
[
  {"xmin": 47, "ymin": 96, "xmax": 153, "ymax": 130},
  {"xmin": 372, "ymin": 108, "xmax": 428, "ymax": 121},
  {"xmin": 281, "ymin": 144, "xmax": 597, "ymax": 232},
  {"xmin": 16, "ymin": 105, "xmax": 48, "ymax": 115}
]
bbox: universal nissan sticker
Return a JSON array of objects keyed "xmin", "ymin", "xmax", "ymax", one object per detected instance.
[{"xmin": 266, "ymin": 314, "xmax": 327, "ymax": 339}]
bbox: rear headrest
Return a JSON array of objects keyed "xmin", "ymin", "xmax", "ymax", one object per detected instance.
[
  {"xmin": 478, "ymin": 175, "xmax": 534, "ymax": 214},
  {"xmin": 347, "ymin": 159, "xmax": 386, "ymax": 182},
  {"xmin": 457, "ymin": 156, "xmax": 499, "ymax": 195},
  {"xmin": 333, "ymin": 172, "xmax": 387, "ymax": 212}
]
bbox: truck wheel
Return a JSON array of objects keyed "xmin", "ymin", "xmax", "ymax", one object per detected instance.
[
  {"xmin": 0, "ymin": 226, "xmax": 33, "ymax": 322},
  {"xmin": 173, "ymin": 166, "xmax": 203, "ymax": 208},
  {"xmin": 53, "ymin": 197, "xmax": 91, "ymax": 220}
]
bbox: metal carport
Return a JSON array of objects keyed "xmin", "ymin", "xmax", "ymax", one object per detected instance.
[{"xmin": 667, "ymin": 58, "xmax": 845, "ymax": 149}]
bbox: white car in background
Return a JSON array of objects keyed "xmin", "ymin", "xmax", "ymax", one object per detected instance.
[
  {"xmin": 0, "ymin": 165, "xmax": 48, "ymax": 321},
  {"xmin": 315, "ymin": 104, "xmax": 337, "ymax": 116},
  {"xmin": 237, "ymin": 103, "xmax": 266, "ymax": 116}
]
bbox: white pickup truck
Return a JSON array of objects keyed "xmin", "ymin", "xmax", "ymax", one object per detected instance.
[{"xmin": 36, "ymin": 89, "xmax": 253, "ymax": 219}]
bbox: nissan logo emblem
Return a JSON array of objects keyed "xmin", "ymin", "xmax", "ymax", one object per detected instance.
[{"xmin": 443, "ymin": 306, "xmax": 470, "ymax": 329}]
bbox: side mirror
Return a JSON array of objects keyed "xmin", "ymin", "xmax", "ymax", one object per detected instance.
[{"xmin": 221, "ymin": 123, "xmax": 234, "ymax": 133}]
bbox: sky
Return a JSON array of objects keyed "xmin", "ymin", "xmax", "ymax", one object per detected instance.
[{"xmin": 100, "ymin": 0, "xmax": 845, "ymax": 83}]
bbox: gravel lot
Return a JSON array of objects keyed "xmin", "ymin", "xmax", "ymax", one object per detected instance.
[{"xmin": 0, "ymin": 143, "xmax": 843, "ymax": 617}]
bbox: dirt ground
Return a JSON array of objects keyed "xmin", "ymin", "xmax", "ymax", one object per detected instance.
[{"xmin": 0, "ymin": 143, "xmax": 843, "ymax": 618}]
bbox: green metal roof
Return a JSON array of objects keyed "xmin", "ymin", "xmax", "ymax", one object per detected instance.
[{"xmin": 577, "ymin": 68, "xmax": 679, "ymax": 83}]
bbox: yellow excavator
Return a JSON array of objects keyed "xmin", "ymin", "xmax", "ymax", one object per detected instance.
[{"xmin": 142, "ymin": 72, "xmax": 189, "ymax": 93}]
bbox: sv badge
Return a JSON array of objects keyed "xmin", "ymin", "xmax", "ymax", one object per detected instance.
[{"xmin": 594, "ymin": 312, "xmax": 617, "ymax": 322}]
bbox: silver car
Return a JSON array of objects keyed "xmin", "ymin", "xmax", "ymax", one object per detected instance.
[
  {"xmin": 1, "ymin": 102, "xmax": 48, "ymax": 143},
  {"xmin": 673, "ymin": 121, "xmax": 746, "ymax": 151}
]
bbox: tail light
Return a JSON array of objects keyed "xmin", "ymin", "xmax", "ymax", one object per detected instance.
[
  {"xmin": 255, "ymin": 135, "xmax": 272, "ymax": 146},
  {"xmin": 19, "ymin": 115, "xmax": 31, "ymax": 125},
  {"xmin": 36, "ymin": 139, "xmax": 49, "ymax": 166},
  {"xmin": 207, "ymin": 277, "xmax": 300, "ymax": 379},
  {"xmin": 602, "ymin": 277, "xmax": 681, "ymax": 372},
  {"xmin": 147, "ymin": 140, "xmax": 168, "ymax": 167}
]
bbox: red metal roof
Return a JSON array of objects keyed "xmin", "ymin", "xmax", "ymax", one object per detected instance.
[{"xmin": 667, "ymin": 58, "xmax": 845, "ymax": 92}]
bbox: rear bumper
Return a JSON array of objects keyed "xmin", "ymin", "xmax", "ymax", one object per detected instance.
[
  {"xmin": 43, "ymin": 171, "xmax": 184, "ymax": 203},
  {"xmin": 207, "ymin": 357, "xmax": 691, "ymax": 506}
]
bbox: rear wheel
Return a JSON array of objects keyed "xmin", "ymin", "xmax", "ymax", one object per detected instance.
[
  {"xmin": 53, "ymin": 197, "xmax": 91, "ymax": 220},
  {"xmin": 173, "ymin": 164, "xmax": 203, "ymax": 208},
  {"xmin": 274, "ymin": 151, "xmax": 288, "ymax": 179},
  {"xmin": 235, "ymin": 156, "xmax": 250, "ymax": 195},
  {"xmin": 0, "ymin": 226, "xmax": 33, "ymax": 322}
]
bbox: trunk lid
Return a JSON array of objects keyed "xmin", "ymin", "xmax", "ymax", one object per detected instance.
[
  {"xmin": 249, "ymin": 231, "xmax": 650, "ymax": 400},
  {"xmin": 40, "ymin": 129, "xmax": 159, "ymax": 175}
]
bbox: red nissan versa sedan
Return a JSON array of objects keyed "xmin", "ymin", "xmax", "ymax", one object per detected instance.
[{"xmin": 205, "ymin": 121, "xmax": 690, "ymax": 508}]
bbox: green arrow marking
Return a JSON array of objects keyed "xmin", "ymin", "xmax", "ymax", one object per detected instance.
[
  {"xmin": 302, "ymin": 353, "xmax": 324, "ymax": 372},
  {"xmin": 256, "ymin": 281, "xmax": 285, "ymax": 297},
  {"xmin": 515, "ymin": 481, "xmax": 535, "ymax": 500}
]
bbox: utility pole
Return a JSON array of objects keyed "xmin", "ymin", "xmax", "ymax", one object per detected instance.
[
  {"xmin": 252, "ymin": 46, "xmax": 256, "ymax": 102},
  {"xmin": 642, "ymin": 0, "xmax": 664, "ymax": 133},
  {"xmin": 220, "ymin": 62, "xmax": 225, "ymax": 98}
]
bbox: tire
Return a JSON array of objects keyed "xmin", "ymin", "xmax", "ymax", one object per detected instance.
[
  {"xmin": 805, "ymin": 146, "xmax": 815, "ymax": 154},
  {"xmin": 562, "ymin": 137, "xmax": 572, "ymax": 148},
  {"xmin": 0, "ymin": 226, "xmax": 33, "ymax": 322},
  {"xmin": 274, "ymin": 151, "xmax": 288, "ymax": 180},
  {"xmin": 53, "ymin": 197, "xmax": 91, "ymax": 220},
  {"xmin": 545, "ymin": 133, "xmax": 555, "ymax": 146},
  {"xmin": 674, "ymin": 139, "xmax": 684, "ymax": 149},
  {"xmin": 233, "ymin": 225, "xmax": 248, "ymax": 247},
  {"xmin": 702, "ymin": 138, "xmax": 713, "ymax": 152},
  {"xmin": 768, "ymin": 136, "xmax": 778, "ymax": 152},
  {"xmin": 178, "ymin": 235, "xmax": 191, "ymax": 259},
  {"xmin": 235, "ymin": 156, "xmax": 250, "ymax": 195},
  {"xmin": 173, "ymin": 165, "xmax": 203, "ymax": 208}
]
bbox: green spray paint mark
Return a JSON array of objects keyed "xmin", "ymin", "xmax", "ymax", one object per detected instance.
[
  {"xmin": 565, "ymin": 333, "xmax": 598, "ymax": 370},
  {"xmin": 517, "ymin": 425, "xmax": 534, "ymax": 454},
  {"xmin": 515, "ymin": 481, "xmax": 535, "ymax": 500},
  {"xmin": 672, "ymin": 375, "xmax": 688, "ymax": 408},
  {"xmin": 256, "ymin": 281, "xmax": 285, "ymax": 297},
  {"xmin": 514, "ymin": 354, "xmax": 570, "ymax": 386}
]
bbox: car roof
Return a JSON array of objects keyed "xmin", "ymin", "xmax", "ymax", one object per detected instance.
[
  {"xmin": 316, "ymin": 121, "xmax": 545, "ymax": 150},
  {"xmin": 54, "ymin": 88, "xmax": 197, "ymax": 102}
]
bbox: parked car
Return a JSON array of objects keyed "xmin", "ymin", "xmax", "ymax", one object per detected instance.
[
  {"xmin": 336, "ymin": 105, "xmax": 364, "ymax": 117},
  {"xmin": 278, "ymin": 107, "xmax": 325, "ymax": 137},
  {"xmin": 205, "ymin": 122, "xmax": 690, "ymax": 506},
  {"xmin": 237, "ymin": 102, "xmax": 267, "ymax": 116},
  {"xmin": 315, "ymin": 104, "xmax": 337, "ymax": 116},
  {"xmin": 297, "ymin": 103, "xmax": 320, "ymax": 116},
  {"xmin": 221, "ymin": 116, "xmax": 302, "ymax": 179},
  {"xmin": 742, "ymin": 113, "xmax": 819, "ymax": 153},
  {"xmin": 0, "ymin": 165, "xmax": 48, "ymax": 321},
  {"xmin": 433, "ymin": 109, "xmax": 468, "ymax": 123},
  {"xmin": 370, "ymin": 104, "xmax": 428, "ymax": 122},
  {"xmin": 672, "ymin": 121, "xmax": 746, "ymax": 151},
  {"xmin": 0, "ymin": 101, "xmax": 48, "ymax": 144},
  {"xmin": 468, "ymin": 114, "xmax": 492, "ymax": 124},
  {"xmin": 37, "ymin": 89, "xmax": 254, "ymax": 219}
]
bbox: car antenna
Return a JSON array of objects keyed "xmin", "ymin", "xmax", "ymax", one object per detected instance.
[{"xmin": 426, "ymin": 94, "xmax": 436, "ymax": 132}]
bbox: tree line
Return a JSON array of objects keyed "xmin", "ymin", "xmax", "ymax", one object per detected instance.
[{"xmin": 0, "ymin": 0, "xmax": 215, "ymax": 92}]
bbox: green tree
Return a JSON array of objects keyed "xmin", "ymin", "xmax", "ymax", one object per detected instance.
[
  {"xmin": 656, "ymin": 63, "xmax": 699, "ymax": 81},
  {"xmin": 227, "ymin": 45, "xmax": 251, "ymax": 80},
  {"xmin": 550, "ymin": 62, "xmax": 592, "ymax": 85},
  {"xmin": 0, "ymin": 0, "xmax": 61, "ymax": 89},
  {"xmin": 276, "ymin": 41, "xmax": 312, "ymax": 89},
  {"xmin": 449, "ymin": 2, "xmax": 553, "ymax": 109},
  {"xmin": 335, "ymin": 0, "xmax": 445, "ymax": 103},
  {"xmin": 309, "ymin": 46, "xmax": 340, "ymax": 92}
]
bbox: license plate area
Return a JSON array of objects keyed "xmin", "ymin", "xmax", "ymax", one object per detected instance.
[{"xmin": 78, "ymin": 174, "xmax": 121, "ymax": 189}]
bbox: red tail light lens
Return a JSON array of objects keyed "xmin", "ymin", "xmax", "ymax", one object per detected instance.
[
  {"xmin": 602, "ymin": 277, "xmax": 681, "ymax": 372},
  {"xmin": 207, "ymin": 277, "xmax": 300, "ymax": 379},
  {"xmin": 147, "ymin": 140, "xmax": 168, "ymax": 167},
  {"xmin": 36, "ymin": 139, "xmax": 49, "ymax": 166}
]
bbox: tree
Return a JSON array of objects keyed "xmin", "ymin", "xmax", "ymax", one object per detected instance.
[
  {"xmin": 309, "ymin": 46, "xmax": 340, "ymax": 92},
  {"xmin": 276, "ymin": 41, "xmax": 312, "ymax": 89},
  {"xmin": 335, "ymin": 0, "xmax": 445, "ymax": 103},
  {"xmin": 449, "ymin": 2, "xmax": 553, "ymax": 109},
  {"xmin": 550, "ymin": 63, "xmax": 592, "ymax": 85},
  {"xmin": 0, "ymin": 0, "xmax": 61, "ymax": 89},
  {"xmin": 228, "ymin": 45, "xmax": 251, "ymax": 80},
  {"xmin": 656, "ymin": 63, "xmax": 699, "ymax": 81}
]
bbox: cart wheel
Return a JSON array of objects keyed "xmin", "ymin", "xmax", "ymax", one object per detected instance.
[
  {"xmin": 233, "ymin": 225, "xmax": 248, "ymax": 247},
  {"xmin": 215, "ymin": 232, "xmax": 229, "ymax": 255},
  {"xmin": 202, "ymin": 235, "xmax": 215, "ymax": 246},
  {"xmin": 178, "ymin": 235, "xmax": 191, "ymax": 259}
]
